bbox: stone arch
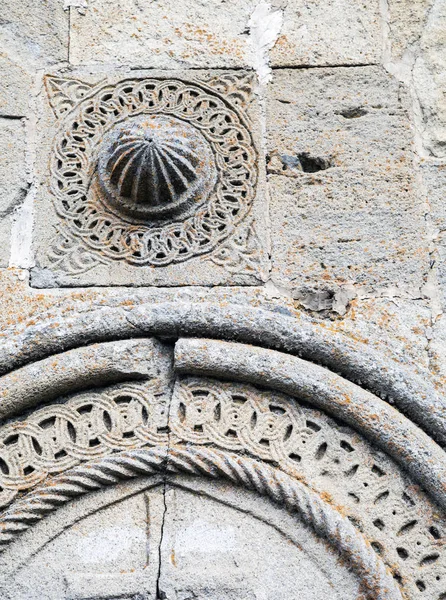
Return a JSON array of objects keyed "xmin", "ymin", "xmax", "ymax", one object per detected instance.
[
  {"xmin": 0, "ymin": 302, "xmax": 445, "ymax": 599},
  {"xmin": 0, "ymin": 302, "xmax": 443, "ymax": 442},
  {"xmin": 0, "ymin": 445, "xmax": 402, "ymax": 600}
]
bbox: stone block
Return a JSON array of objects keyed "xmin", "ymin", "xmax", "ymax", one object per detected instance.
[
  {"xmin": 70, "ymin": 0, "xmax": 257, "ymax": 68},
  {"xmin": 421, "ymin": 160, "xmax": 446, "ymax": 231},
  {"xmin": 0, "ymin": 0, "xmax": 68, "ymax": 116},
  {"xmin": 420, "ymin": 161, "xmax": 446, "ymax": 309},
  {"xmin": 266, "ymin": 66, "xmax": 414, "ymax": 171},
  {"xmin": 32, "ymin": 69, "xmax": 268, "ymax": 287},
  {"xmin": 388, "ymin": 0, "xmax": 433, "ymax": 61},
  {"xmin": 270, "ymin": 0, "xmax": 381, "ymax": 66},
  {"xmin": 412, "ymin": 0, "xmax": 446, "ymax": 157},
  {"xmin": 266, "ymin": 67, "xmax": 429, "ymax": 296},
  {"xmin": 429, "ymin": 312, "xmax": 446, "ymax": 381},
  {"xmin": 0, "ymin": 119, "xmax": 27, "ymax": 267},
  {"xmin": 159, "ymin": 483, "xmax": 361, "ymax": 599}
]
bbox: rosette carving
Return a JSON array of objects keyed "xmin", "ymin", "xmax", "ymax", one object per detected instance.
[
  {"xmin": 97, "ymin": 115, "xmax": 215, "ymax": 220},
  {"xmin": 47, "ymin": 77, "xmax": 258, "ymax": 267}
]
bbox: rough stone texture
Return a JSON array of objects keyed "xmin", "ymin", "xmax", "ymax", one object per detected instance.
[
  {"xmin": 0, "ymin": 0, "xmax": 68, "ymax": 116},
  {"xmin": 159, "ymin": 483, "xmax": 361, "ymax": 599},
  {"xmin": 0, "ymin": 363, "xmax": 444, "ymax": 598},
  {"xmin": 0, "ymin": 338, "xmax": 173, "ymax": 421},
  {"xmin": 1, "ymin": 1, "xmax": 446, "ymax": 599},
  {"xmin": 388, "ymin": 0, "xmax": 433, "ymax": 61},
  {"xmin": 70, "ymin": 0, "xmax": 382, "ymax": 71},
  {"xmin": 0, "ymin": 480, "xmax": 364, "ymax": 599},
  {"xmin": 412, "ymin": 0, "xmax": 446, "ymax": 158},
  {"xmin": 270, "ymin": 0, "xmax": 381, "ymax": 66},
  {"xmin": 267, "ymin": 67, "xmax": 429, "ymax": 297},
  {"xmin": 70, "ymin": 0, "xmax": 257, "ymax": 69},
  {"xmin": 0, "ymin": 119, "xmax": 27, "ymax": 267}
]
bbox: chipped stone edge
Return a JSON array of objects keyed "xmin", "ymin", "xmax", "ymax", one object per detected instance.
[{"xmin": 0, "ymin": 339, "xmax": 166, "ymax": 422}]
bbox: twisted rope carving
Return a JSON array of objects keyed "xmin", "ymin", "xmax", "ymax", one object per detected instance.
[{"xmin": 0, "ymin": 445, "xmax": 402, "ymax": 600}]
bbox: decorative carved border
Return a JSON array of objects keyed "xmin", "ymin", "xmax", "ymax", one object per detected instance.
[
  {"xmin": 175, "ymin": 338, "xmax": 446, "ymax": 512},
  {"xmin": 0, "ymin": 302, "xmax": 444, "ymax": 598},
  {"xmin": 47, "ymin": 77, "xmax": 258, "ymax": 268},
  {"xmin": 0, "ymin": 303, "xmax": 440, "ymax": 448},
  {"xmin": 0, "ymin": 445, "xmax": 402, "ymax": 600},
  {"xmin": 0, "ymin": 339, "xmax": 167, "ymax": 421}
]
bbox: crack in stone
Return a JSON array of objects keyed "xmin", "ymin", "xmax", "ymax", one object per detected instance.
[
  {"xmin": 156, "ymin": 479, "xmax": 168, "ymax": 600},
  {"xmin": 271, "ymin": 62, "xmax": 380, "ymax": 70},
  {"xmin": 155, "ymin": 343, "xmax": 176, "ymax": 600}
]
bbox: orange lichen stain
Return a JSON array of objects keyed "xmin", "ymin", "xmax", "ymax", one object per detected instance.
[{"xmin": 170, "ymin": 548, "xmax": 177, "ymax": 567}]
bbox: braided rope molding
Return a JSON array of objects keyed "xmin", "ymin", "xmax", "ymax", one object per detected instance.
[{"xmin": 0, "ymin": 445, "xmax": 402, "ymax": 600}]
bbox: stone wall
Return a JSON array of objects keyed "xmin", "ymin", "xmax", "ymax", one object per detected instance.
[
  {"xmin": 0, "ymin": 0, "xmax": 445, "ymax": 377},
  {"xmin": 0, "ymin": 1, "xmax": 446, "ymax": 599}
]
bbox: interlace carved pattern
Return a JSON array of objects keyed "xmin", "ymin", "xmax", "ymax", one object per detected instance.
[
  {"xmin": 47, "ymin": 228, "xmax": 108, "ymax": 275},
  {"xmin": 1, "ymin": 376, "xmax": 445, "ymax": 598},
  {"xmin": 171, "ymin": 378, "xmax": 446, "ymax": 600},
  {"xmin": 49, "ymin": 78, "xmax": 257, "ymax": 267},
  {"xmin": 210, "ymin": 220, "xmax": 266, "ymax": 277},
  {"xmin": 45, "ymin": 76, "xmax": 95, "ymax": 118},
  {"xmin": 0, "ymin": 384, "xmax": 168, "ymax": 508},
  {"xmin": 204, "ymin": 72, "xmax": 256, "ymax": 108}
]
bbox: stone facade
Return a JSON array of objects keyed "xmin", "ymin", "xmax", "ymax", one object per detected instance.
[{"xmin": 0, "ymin": 0, "xmax": 446, "ymax": 599}]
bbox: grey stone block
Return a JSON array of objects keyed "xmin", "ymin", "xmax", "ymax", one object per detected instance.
[
  {"xmin": 0, "ymin": 119, "xmax": 27, "ymax": 267},
  {"xmin": 270, "ymin": 0, "xmax": 381, "ymax": 66},
  {"xmin": 388, "ymin": 0, "xmax": 433, "ymax": 61},
  {"xmin": 266, "ymin": 67, "xmax": 429, "ymax": 296},
  {"xmin": 0, "ymin": 0, "xmax": 68, "ymax": 116},
  {"xmin": 412, "ymin": 0, "xmax": 446, "ymax": 157},
  {"xmin": 70, "ymin": 0, "xmax": 257, "ymax": 69}
]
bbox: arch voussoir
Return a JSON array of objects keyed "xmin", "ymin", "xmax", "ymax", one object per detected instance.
[{"xmin": 174, "ymin": 337, "xmax": 446, "ymax": 512}]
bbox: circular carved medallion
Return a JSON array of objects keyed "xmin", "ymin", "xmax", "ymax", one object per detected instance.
[{"xmin": 50, "ymin": 78, "xmax": 258, "ymax": 266}]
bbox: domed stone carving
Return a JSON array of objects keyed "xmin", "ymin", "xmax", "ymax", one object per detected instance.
[
  {"xmin": 45, "ymin": 76, "xmax": 259, "ymax": 273},
  {"xmin": 97, "ymin": 114, "xmax": 216, "ymax": 221}
]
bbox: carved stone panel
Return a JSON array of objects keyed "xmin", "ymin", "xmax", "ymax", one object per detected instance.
[{"xmin": 32, "ymin": 70, "xmax": 268, "ymax": 287}]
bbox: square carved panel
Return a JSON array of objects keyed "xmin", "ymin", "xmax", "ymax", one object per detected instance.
[{"xmin": 32, "ymin": 70, "xmax": 268, "ymax": 287}]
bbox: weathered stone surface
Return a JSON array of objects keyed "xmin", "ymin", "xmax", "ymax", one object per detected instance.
[
  {"xmin": 387, "ymin": 0, "xmax": 433, "ymax": 61},
  {"xmin": 266, "ymin": 67, "xmax": 429, "ymax": 297},
  {"xmin": 421, "ymin": 160, "xmax": 446, "ymax": 230},
  {"xmin": 420, "ymin": 161, "xmax": 446, "ymax": 313},
  {"xmin": 32, "ymin": 69, "xmax": 268, "ymax": 287},
  {"xmin": 70, "ymin": 0, "xmax": 257, "ymax": 68},
  {"xmin": 69, "ymin": 0, "xmax": 382, "ymax": 70},
  {"xmin": 159, "ymin": 483, "xmax": 361, "ymax": 599},
  {"xmin": 1, "ymin": 3, "xmax": 446, "ymax": 599},
  {"xmin": 0, "ymin": 0, "xmax": 67, "ymax": 116},
  {"xmin": 270, "ymin": 0, "xmax": 381, "ymax": 66},
  {"xmin": 0, "ymin": 338, "xmax": 173, "ymax": 421},
  {"xmin": 0, "ymin": 360, "xmax": 444, "ymax": 598},
  {"xmin": 2, "ymin": 483, "xmax": 165, "ymax": 598},
  {"xmin": 0, "ymin": 119, "xmax": 27, "ymax": 267},
  {"xmin": 412, "ymin": 0, "xmax": 446, "ymax": 157}
]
